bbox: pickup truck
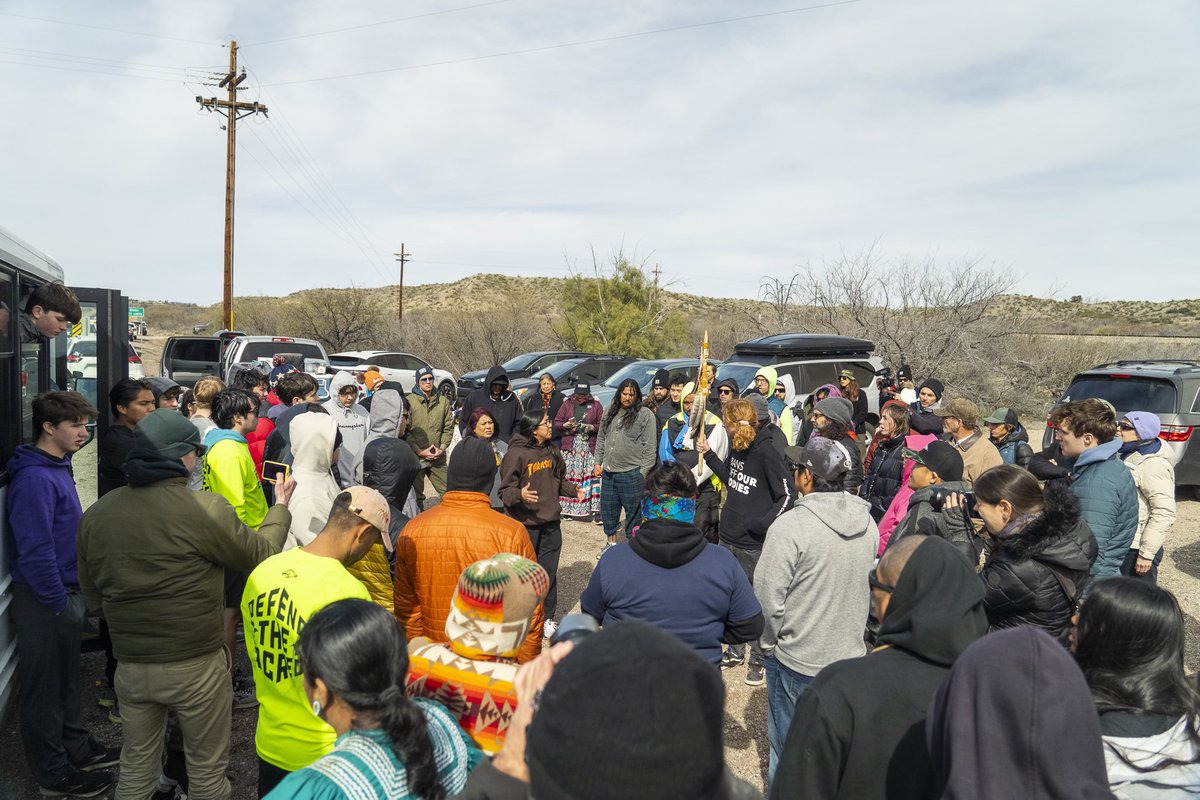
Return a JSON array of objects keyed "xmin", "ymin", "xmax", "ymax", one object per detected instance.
[{"xmin": 160, "ymin": 334, "xmax": 330, "ymax": 388}]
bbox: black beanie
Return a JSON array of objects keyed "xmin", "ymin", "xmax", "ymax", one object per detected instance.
[
  {"xmin": 651, "ymin": 368, "xmax": 670, "ymax": 389},
  {"xmin": 526, "ymin": 621, "xmax": 727, "ymax": 800},
  {"xmin": 446, "ymin": 438, "xmax": 497, "ymax": 494},
  {"xmin": 920, "ymin": 378, "xmax": 944, "ymax": 400}
]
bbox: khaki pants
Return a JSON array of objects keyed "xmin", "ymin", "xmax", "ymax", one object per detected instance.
[
  {"xmin": 115, "ymin": 649, "xmax": 233, "ymax": 800},
  {"xmin": 415, "ymin": 460, "xmax": 448, "ymax": 509}
]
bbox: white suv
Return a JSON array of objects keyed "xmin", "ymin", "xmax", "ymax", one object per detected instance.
[{"xmin": 328, "ymin": 351, "xmax": 455, "ymax": 397}]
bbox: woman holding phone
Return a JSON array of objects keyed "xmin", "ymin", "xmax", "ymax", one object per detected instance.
[{"xmin": 499, "ymin": 408, "xmax": 585, "ymax": 640}]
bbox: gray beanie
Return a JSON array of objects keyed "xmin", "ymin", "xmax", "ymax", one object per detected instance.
[
  {"xmin": 747, "ymin": 393, "xmax": 771, "ymax": 424},
  {"xmin": 815, "ymin": 397, "xmax": 853, "ymax": 427}
]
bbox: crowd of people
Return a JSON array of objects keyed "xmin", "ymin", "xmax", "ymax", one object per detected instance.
[{"xmin": 5, "ymin": 292, "xmax": 1199, "ymax": 800}]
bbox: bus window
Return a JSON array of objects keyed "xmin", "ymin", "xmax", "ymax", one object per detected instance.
[{"xmin": 0, "ymin": 272, "xmax": 13, "ymax": 467}]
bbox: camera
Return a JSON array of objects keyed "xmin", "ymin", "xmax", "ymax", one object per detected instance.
[
  {"xmin": 875, "ymin": 366, "xmax": 898, "ymax": 398},
  {"xmin": 928, "ymin": 487, "xmax": 976, "ymax": 517},
  {"xmin": 550, "ymin": 613, "xmax": 599, "ymax": 646}
]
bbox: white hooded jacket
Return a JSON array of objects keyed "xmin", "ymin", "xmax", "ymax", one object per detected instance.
[
  {"xmin": 285, "ymin": 412, "xmax": 342, "ymax": 550},
  {"xmin": 322, "ymin": 370, "xmax": 370, "ymax": 488}
]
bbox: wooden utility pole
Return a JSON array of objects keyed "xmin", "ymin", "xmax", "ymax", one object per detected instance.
[
  {"xmin": 196, "ymin": 40, "xmax": 268, "ymax": 331},
  {"xmin": 394, "ymin": 244, "xmax": 410, "ymax": 322}
]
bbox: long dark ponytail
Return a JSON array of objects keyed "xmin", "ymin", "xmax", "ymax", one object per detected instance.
[{"xmin": 298, "ymin": 599, "xmax": 445, "ymax": 800}]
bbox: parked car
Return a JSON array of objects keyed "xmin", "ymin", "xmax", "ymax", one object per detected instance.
[
  {"xmin": 715, "ymin": 333, "xmax": 883, "ymax": 426},
  {"xmin": 507, "ymin": 355, "xmax": 635, "ymax": 404},
  {"xmin": 589, "ymin": 357, "xmax": 724, "ymax": 409},
  {"xmin": 221, "ymin": 336, "xmax": 328, "ymax": 385},
  {"xmin": 67, "ymin": 336, "xmax": 144, "ymax": 380},
  {"xmin": 160, "ymin": 335, "xmax": 225, "ymax": 388},
  {"xmin": 1042, "ymin": 360, "xmax": 1200, "ymax": 488},
  {"xmin": 457, "ymin": 350, "xmax": 596, "ymax": 400},
  {"xmin": 327, "ymin": 350, "xmax": 455, "ymax": 398},
  {"xmin": 127, "ymin": 320, "xmax": 147, "ymax": 340}
]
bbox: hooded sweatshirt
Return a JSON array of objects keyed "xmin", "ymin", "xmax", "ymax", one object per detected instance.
[
  {"xmin": 579, "ymin": 517, "xmax": 763, "ymax": 664},
  {"xmin": 770, "ymin": 535, "xmax": 988, "ymax": 800},
  {"xmin": 459, "ymin": 366, "xmax": 522, "ymax": 444},
  {"xmin": 353, "ymin": 388, "xmax": 406, "ymax": 483},
  {"xmin": 322, "ymin": 370, "xmax": 369, "ymax": 487},
  {"xmin": 497, "ymin": 433, "xmax": 576, "ymax": 527},
  {"xmin": 1100, "ymin": 714, "xmax": 1200, "ymax": 797},
  {"xmin": 703, "ymin": 430, "xmax": 793, "ymax": 550},
  {"xmin": 202, "ymin": 427, "xmax": 268, "ymax": 529},
  {"xmin": 707, "ymin": 377, "xmax": 740, "ymax": 416},
  {"xmin": 5, "ymin": 445, "xmax": 82, "ymax": 611},
  {"xmin": 926, "ymin": 627, "xmax": 1116, "ymax": 800},
  {"xmin": 285, "ymin": 413, "xmax": 342, "ymax": 550},
  {"xmin": 754, "ymin": 491, "xmax": 878, "ymax": 676}
]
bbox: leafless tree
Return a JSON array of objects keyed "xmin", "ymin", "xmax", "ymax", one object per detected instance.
[{"xmin": 287, "ymin": 287, "xmax": 381, "ymax": 352}]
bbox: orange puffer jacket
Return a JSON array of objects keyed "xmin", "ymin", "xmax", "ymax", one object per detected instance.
[{"xmin": 394, "ymin": 491, "xmax": 544, "ymax": 663}]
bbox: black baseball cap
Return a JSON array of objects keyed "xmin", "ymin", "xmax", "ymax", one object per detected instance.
[
  {"xmin": 574, "ymin": 382, "xmax": 591, "ymax": 396},
  {"xmin": 902, "ymin": 440, "xmax": 964, "ymax": 483}
]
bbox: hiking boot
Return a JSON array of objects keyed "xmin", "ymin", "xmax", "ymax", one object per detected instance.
[
  {"xmin": 719, "ymin": 650, "xmax": 743, "ymax": 669},
  {"xmin": 96, "ymin": 686, "xmax": 116, "ymax": 709},
  {"xmin": 543, "ymin": 619, "xmax": 558, "ymax": 640},
  {"xmin": 75, "ymin": 743, "xmax": 121, "ymax": 772},
  {"xmin": 107, "ymin": 703, "xmax": 122, "ymax": 724},
  {"xmin": 744, "ymin": 664, "xmax": 765, "ymax": 687},
  {"xmin": 39, "ymin": 769, "xmax": 113, "ymax": 798}
]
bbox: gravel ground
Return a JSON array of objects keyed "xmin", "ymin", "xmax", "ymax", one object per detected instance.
[{"xmin": 3, "ymin": 414, "xmax": 1197, "ymax": 797}]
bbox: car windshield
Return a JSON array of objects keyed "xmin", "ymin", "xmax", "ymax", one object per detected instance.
[
  {"xmin": 1061, "ymin": 376, "xmax": 1178, "ymax": 416},
  {"xmin": 530, "ymin": 358, "xmax": 587, "ymax": 381},
  {"xmin": 603, "ymin": 362, "xmax": 670, "ymax": 389},
  {"xmin": 715, "ymin": 362, "xmax": 761, "ymax": 395},
  {"xmin": 501, "ymin": 353, "xmax": 543, "ymax": 372}
]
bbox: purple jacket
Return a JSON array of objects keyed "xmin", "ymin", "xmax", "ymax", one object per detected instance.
[
  {"xmin": 553, "ymin": 396, "xmax": 603, "ymax": 452},
  {"xmin": 5, "ymin": 445, "xmax": 83, "ymax": 611}
]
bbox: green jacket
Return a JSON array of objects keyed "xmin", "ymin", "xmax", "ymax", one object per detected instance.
[
  {"xmin": 78, "ymin": 475, "xmax": 290, "ymax": 663},
  {"xmin": 406, "ymin": 389, "xmax": 454, "ymax": 452}
]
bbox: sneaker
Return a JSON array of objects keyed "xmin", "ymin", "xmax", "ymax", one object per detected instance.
[
  {"xmin": 543, "ymin": 619, "xmax": 558, "ymax": 640},
  {"xmin": 151, "ymin": 777, "xmax": 187, "ymax": 800},
  {"xmin": 96, "ymin": 686, "xmax": 116, "ymax": 709},
  {"xmin": 596, "ymin": 542, "xmax": 616, "ymax": 561},
  {"xmin": 107, "ymin": 703, "xmax": 122, "ymax": 725},
  {"xmin": 39, "ymin": 769, "xmax": 113, "ymax": 798},
  {"xmin": 744, "ymin": 664, "xmax": 765, "ymax": 686},
  {"xmin": 719, "ymin": 650, "xmax": 743, "ymax": 669},
  {"xmin": 233, "ymin": 681, "xmax": 258, "ymax": 710},
  {"xmin": 591, "ymin": 512, "xmax": 603, "ymax": 525},
  {"xmin": 75, "ymin": 744, "xmax": 120, "ymax": 772}
]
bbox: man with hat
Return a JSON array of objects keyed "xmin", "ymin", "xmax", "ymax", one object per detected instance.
[
  {"xmin": 886, "ymin": 441, "xmax": 977, "ymax": 564},
  {"xmin": 983, "ymin": 407, "xmax": 1035, "ymax": 469},
  {"xmin": 811, "ymin": 397, "xmax": 864, "ymax": 494},
  {"xmin": 77, "ymin": 409, "xmax": 297, "ymax": 800},
  {"xmin": 242, "ymin": 486, "xmax": 391, "ymax": 796},
  {"xmin": 755, "ymin": 438, "xmax": 879, "ymax": 782},
  {"xmin": 406, "ymin": 365, "xmax": 454, "ymax": 510},
  {"xmin": 934, "ymin": 398, "xmax": 1002, "ymax": 485},
  {"xmin": 394, "ymin": 437, "xmax": 544, "ymax": 664}
]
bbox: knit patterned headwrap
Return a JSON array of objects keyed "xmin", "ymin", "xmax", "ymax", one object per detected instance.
[{"xmin": 638, "ymin": 495, "xmax": 696, "ymax": 525}]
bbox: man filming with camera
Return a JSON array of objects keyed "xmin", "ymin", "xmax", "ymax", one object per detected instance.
[{"xmin": 885, "ymin": 441, "xmax": 980, "ymax": 566}]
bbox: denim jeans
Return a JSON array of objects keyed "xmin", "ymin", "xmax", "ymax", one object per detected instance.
[
  {"xmin": 1120, "ymin": 546, "xmax": 1165, "ymax": 584},
  {"xmin": 600, "ymin": 469, "xmax": 643, "ymax": 539},
  {"xmin": 766, "ymin": 655, "xmax": 814, "ymax": 786}
]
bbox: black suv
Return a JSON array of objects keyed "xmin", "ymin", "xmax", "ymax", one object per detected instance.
[
  {"xmin": 508, "ymin": 355, "xmax": 636, "ymax": 404},
  {"xmin": 457, "ymin": 351, "xmax": 595, "ymax": 400},
  {"xmin": 1044, "ymin": 360, "xmax": 1200, "ymax": 488}
]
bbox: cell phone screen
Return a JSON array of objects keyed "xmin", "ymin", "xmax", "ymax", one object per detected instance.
[{"xmin": 262, "ymin": 461, "xmax": 290, "ymax": 483}]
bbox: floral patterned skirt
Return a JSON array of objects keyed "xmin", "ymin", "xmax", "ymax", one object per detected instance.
[{"xmin": 560, "ymin": 435, "xmax": 600, "ymax": 517}]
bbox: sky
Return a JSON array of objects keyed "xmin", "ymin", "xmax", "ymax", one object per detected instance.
[{"xmin": 1, "ymin": 0, "xmax": 1198, "ymax": 304}]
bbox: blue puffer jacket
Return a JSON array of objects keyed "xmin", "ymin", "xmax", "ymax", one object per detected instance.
[{"xmin": 1070, "ymin": 439, "xmax": 1138, "ymax": 578}]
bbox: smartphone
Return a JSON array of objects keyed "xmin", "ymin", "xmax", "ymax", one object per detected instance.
[{"xmin": 262, "ymin": 460, "xmax": 290, "ymax": 483}]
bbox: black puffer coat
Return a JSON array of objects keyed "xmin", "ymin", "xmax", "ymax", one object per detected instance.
[
  {"xmin": 979, "ymin": 482, "xmax": 1097, "ymax": 646},
  {"xmin": 860, "ymin": 434, "xmax": 906, "ymax": 521}
]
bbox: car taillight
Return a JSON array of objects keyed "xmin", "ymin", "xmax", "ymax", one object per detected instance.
[
  {"xmin": 129, "ymin": 354, "xmax": 141, "ymax": 364},
  {"xmin": 67, "ymin": 353, "xmax": 81, "ymax": 362},
  {"xmin": 1159, "ymin": 425, "xmax": 1192, "ymax": 442}
]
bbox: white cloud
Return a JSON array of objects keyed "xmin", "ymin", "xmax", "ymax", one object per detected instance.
[{"xmin": 0, "ymin": 0, "xmax": 1197, "ymax": 304}]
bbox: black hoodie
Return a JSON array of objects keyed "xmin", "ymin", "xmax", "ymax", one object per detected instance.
[
  {"xmin": 459, "ymin": 365, "xmax": 522, "ymax": 444},
  {"xmin": 771, "ymin": 536, "xmax": 987, "ymax": 800},
  {"xmin": 703, "ymin": 431, "xmax": 793, "ymax": 550},
  {"xmin": 926, "ymin": 627, "xmax": 1116, "ymax": 800},
  {"xmin": 361, "ymin": 432, "xmax": 421, "ymax": 550}
]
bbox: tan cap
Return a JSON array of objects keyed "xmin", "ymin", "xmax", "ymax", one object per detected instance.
[
  {"xmin": 339, "ymin": 486, "xmax": 392, "ymax": 550},
  {"xmin": 933, "ymin": 398, "xmax": 980, "ymax": 425}
]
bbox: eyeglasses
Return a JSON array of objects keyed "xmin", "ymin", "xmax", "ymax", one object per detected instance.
[
  {"xmin": 867, "ymin": 568, "xmax": 894, "ymax": 594},
  {"xmin": 718, "ymin": 389, "xmax": 733, "ymax": 395}
]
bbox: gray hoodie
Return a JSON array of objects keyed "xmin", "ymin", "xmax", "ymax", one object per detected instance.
[
  {"xmin": 322, "ymin": 370, "xmax": 369, "ymax": 488},
  {"xmin": 754, "ymin": 491, "xmax": 879, "ymax": 676},
  {"xmin": 353, "ymin": 388, "xmax": 405, "ymax": 483}
]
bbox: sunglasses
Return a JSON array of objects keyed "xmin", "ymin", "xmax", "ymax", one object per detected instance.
[
  {"xmin": 1116, "ymin": 422, "xmax": 1135, "ymax": 431},
  {"xmin": 718, "ymin": 389, "xmax": 733, "ymax": 395},
  {"xmin": 868, "ymin": 568, "xmax": 894, "ymax": 594},
  {"xmin": 775, "ymin": 389, "xmax": 786, "ymax": 395}
]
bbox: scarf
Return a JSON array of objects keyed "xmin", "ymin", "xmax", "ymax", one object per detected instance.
[
  {"xmin": 996, "ymin": 511, "xmax": 1042, "ymax": 539},
  {"xmin": 1119, "ymin": 437, "xmax": 1162, "ymax": 459}
]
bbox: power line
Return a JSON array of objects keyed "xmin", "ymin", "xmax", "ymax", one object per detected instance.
[
  {"xmin": 0, "ymin": 45, "xmax": 192, "ymax": 76},
  {"xmin": 0, "ymin": 57, "xmax": 186, "ymax": 83},
  {"xmin": 263, "ymin": 0, "xmax": 863, "ymax": 87},
  {"xmin": 0, "ymin": 10, "xmax": 221, "ymax": 46},
  {"xmin": 245, "ymin": 0, "xmax": 516, "ymax": 47}
]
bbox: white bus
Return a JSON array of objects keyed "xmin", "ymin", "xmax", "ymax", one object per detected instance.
[{"xmin": 0, "ymin": 225, "xmax": 130, "ymax": 720}]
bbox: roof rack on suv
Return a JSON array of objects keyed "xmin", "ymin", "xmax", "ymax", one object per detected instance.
[
  {"xmin": 734, "ymin": 333, "xmax": 874, "ymax": 358},
  {"xmin": 1090, "ymin": 360, "xmax": 1200, "ymax": 372}
]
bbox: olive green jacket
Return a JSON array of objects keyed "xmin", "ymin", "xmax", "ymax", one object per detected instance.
[{"xmin": 406, "ymin": 389, "xmax": 454, "ymax": 452}]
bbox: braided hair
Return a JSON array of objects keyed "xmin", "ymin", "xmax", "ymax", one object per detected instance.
[{"xmin": 298, "ymin": 599, "xmax": 445, "ymax": 800}]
